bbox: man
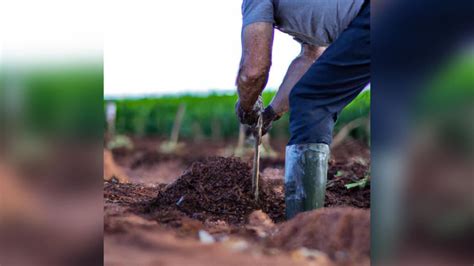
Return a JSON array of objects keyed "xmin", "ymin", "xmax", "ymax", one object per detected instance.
[{"xmin": 235, "ymin": 0, "xmax": 370, "ymax": 219}]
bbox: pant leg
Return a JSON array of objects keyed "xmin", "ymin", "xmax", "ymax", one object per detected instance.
[{"xmin": 288, "ymin": 2, "xmax": 371, "ymax": 145}]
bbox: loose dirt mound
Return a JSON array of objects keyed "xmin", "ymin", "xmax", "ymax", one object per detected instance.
[
  {"xmin": 270, "ymin": 207, "xmax": 370, "ymax": 265},
  {"xmin": 153, "ymin": 157, "xmax": 285, "ymax": 224}
]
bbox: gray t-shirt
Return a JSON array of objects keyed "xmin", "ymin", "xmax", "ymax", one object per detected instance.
[{"xmin": 242, "ymin": 0, "xmax": 365, "ymax": 46}]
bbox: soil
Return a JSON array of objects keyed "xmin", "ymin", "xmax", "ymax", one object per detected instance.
[
  {"xmin": 104, "ymin": 182, "xmax": 368, "ymax": 266},
  {"xmin": 103, "ymin": 149, "xmax": 129, "ymax": 183},
  {"xmin": 326, "ymin": 161, "xmax": 370, "ymax": 208},
  {"xmin": 269, "ymin": 208, "xmax": 370, "ymax": 265},
  {"xmin": 151, "ymin": 156, "xmax": 370, "ymax": 225},
  {"xmin": 105, "ymin": 214, "xmax": 319, "ymax": 266},
  {"xmin": 153, "ymin": 157, "xmax": 285, "ymax": 224},
  {"xmin": 104, "ymin": 138, "xmax": 371, "ymax": 266}
]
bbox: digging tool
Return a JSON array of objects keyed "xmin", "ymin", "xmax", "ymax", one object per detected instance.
[{"xmin": 251, "ymin": 99, "xmax": 264, "ymax": 201}]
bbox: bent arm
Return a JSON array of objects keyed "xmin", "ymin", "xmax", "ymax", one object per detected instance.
[
  {"xmin": 270, "ymin": 44, "xmax": 326, "ymax": 115},
  {"xmin": 236, "ymin": 22, "xmax": 274, "ymax": 112}
]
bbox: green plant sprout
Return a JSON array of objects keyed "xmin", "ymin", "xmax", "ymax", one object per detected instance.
[{"xmin": 345, "ymin": 175, "xmax": 370, "ymax": 189}]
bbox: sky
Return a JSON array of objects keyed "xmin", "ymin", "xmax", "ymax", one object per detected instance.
[
  {"xmin": 1, "ymin": 0, "xmax": 301, "ymax": 98},
  {"xmin": 1, "ymin": 0, "xmax": 102, "ymax": 63},
  {"xmin": 104, "ymin": 1, "xmax": 301, "ymax": 97}
]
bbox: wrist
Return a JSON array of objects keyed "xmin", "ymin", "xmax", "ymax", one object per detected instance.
[
  {"xmin": 265, "ymin": 105, "xmax": 282, "ymax": 121},
  {"xmin": 268, "ymin": 104, "xmax": 284, "ymax": 120}
]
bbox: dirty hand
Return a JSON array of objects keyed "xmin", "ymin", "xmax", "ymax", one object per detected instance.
[
  {"xmin": 260, "ymin": 105, "xmax": 282, "ymax": 136},
  {"xmin": 235, "ymin": 97, "xmax": 264, "ymax": 127},
  {"xmin": 245, "ymin": 105, "xmax": 282, "ymax": 139}
]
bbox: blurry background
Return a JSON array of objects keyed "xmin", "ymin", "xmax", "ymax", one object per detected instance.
[
  {"xmin": 371, "ymin": 0, "xmax": 473, "ymax": 264},
  {"xmin": 1, "ymin": 0, "xmax": 103, "ymax": 265},
  {"xmin": 105, "ymin": 91, "xmax": 370, "ymax": 141}
]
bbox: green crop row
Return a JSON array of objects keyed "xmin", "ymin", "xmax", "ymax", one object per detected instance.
[{"xmin": 109, "ymin": 90, "xmax": 371, "ymax": 141}]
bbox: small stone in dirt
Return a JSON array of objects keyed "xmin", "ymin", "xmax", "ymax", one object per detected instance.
[
  {"xmin": 176, "ymin": 196, "xmax": 185, "ymax": 206},
  {"xmin": 198, "ymin": 230, "xmax": 215, "ymax": 244}
]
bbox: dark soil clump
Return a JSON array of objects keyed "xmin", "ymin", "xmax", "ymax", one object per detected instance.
[{"xmin": 153, "ymin": 157, "xmax": 285, "ymax": 225}]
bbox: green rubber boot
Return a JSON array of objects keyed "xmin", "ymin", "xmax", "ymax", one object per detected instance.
[{"xmin": 284, "ymin": 143, "xmax": 330, "ymax": 220}]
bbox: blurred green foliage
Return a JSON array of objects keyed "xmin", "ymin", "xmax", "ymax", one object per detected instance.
[
  {"xmin": 421, "ymin": 52, "xmax": 474, "ymax": 114},
  {"xmin": 418, "ymin": 52, "xmax": 474, "ymax": 155},
  {"xmin": 1, "ymin": 64, "xmax": 103, "ymax": 140},
  {"xmin": 108, "ymin": 90, "xmax": 370, "ymax": 140}
]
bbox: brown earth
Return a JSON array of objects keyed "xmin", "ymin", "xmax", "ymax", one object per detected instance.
[
  {"xmin": 104, "ymin": 182, "xmax": 328, "ymax": 266},
  {"xmin": 104, "ymin": 181, "xmax": 368, "ymax": 266},
  {"xmin": 153, "ymin": 157, "xmax": 285, "ymax": 224},
  {"xmin": 104, "ymin": 138, "xmax": 371, "ymax": 266},
  {"xmin": 326, "ymin": 160, "xmax": 370, "ymax": 208},
  {"xmin": 105, "ymin": 213, "xmax": 322, "ymax": 266},
  {"xmin": 104, "ymin": 149, "xmax": 129, "ymax": 183},
  {"xmin": 151, "ymin": 156, "xmax": 370, "ymax": 225},
  {"xmin": 270, "ymin": 208, "xmax": 370, "ymax": 265}
]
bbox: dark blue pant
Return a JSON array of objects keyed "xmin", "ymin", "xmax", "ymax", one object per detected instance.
[{"xmin": 288, "ymin": 1, "xmax": 370, "ymax": 145}]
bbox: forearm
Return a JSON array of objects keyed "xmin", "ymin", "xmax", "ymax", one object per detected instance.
[
  {"xmin": 236, "ymin": 22, "xmax": 273, "ymax": 112},
  {"xmin": 270, "ymin": 46, "xmax": 325, "ymax": 115},
  {"xmin": 269, "ymin": 57, "xmax": 313, "ymax": 115},
  {"xmin": 236, "ymin": 64, "xmax": 270, "ymax": 111}
]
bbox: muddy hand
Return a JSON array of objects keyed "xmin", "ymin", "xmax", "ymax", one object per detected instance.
[
  {"xmin": 235, "ymin": 96, "xmax": 264, "ymax": 127},
  {"xmin": 260, "ymin": 105, "xmax": 282, "ymax": 136},
  {"xmin": 248, "ymin": 105, "xmax": 281, "ymax": 140}
]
